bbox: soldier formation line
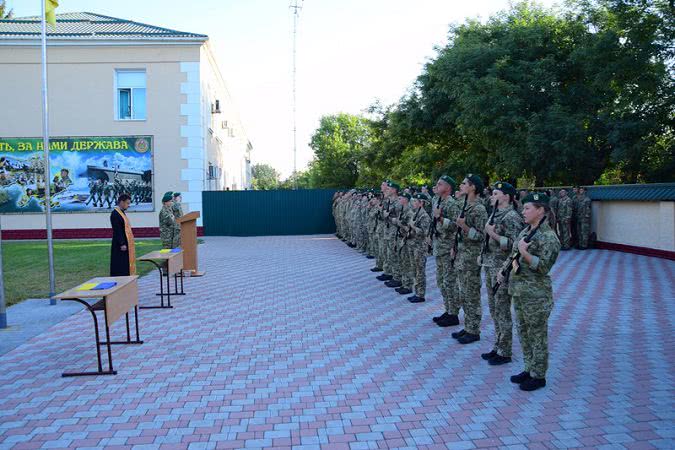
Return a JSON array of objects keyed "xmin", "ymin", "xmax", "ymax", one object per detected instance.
[{"xmin": 332, "ymin": 176, "xmax": 593, "ymax": 392}]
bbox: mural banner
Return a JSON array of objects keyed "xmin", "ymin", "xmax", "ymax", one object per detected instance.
[{"xmin": 0, "ymin": 136, "xmax": 153, "ymax": 213}]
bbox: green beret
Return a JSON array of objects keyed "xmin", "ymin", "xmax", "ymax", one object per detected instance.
[
  {"xmin": 523, "ymin": 192, "xmax": 550, "ymax": 205},
  {"xmin": 466, "ymin": 173, "xmax": 484, "ymax": 193},
  {"xmin": 438, "ymin": 175, "xmax": 456, "ymax": 189},
  {"xmin": 412, "ymin": 193, "xmax": 429, "ymax": 202},
  {"xmin": 173, "ymin": 192, "xmax": 181, "ymax": 198},
  {"xmin": 387, "ymin": 181, "xmax": 400, "ymax": 192},
  {"xmin": 162, "ymin": 192, "xmax": 174, "ymax": 203},
  {"xmin": 493, "ymin": 181, "xmax": 516, "ymax": 196},
  {"xmin": 399, "ymin": 192, "xmax": 411, "ymax": 201}
]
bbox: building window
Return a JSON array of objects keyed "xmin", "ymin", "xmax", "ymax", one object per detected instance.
[{"xmin": 116, "ymin": 70, "xmax": 146, "ymax": 120}]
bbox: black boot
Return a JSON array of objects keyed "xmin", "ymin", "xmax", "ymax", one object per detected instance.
[
  {"xmin": 488, "ymin": 355, "xmax": 512, "ymax": 366},
  {"xmin": 408, "ymin": 296, "xmax": 425, "ymax": 303},
  {"xmin": 520, "ymin": 377, "xmax": 546, "ymax": 391},
  {"xmin": 385, "ymin": 280, "xmax": 402, "ymax": 288},
  {"xmin": 396, "ymin": 287, "xmax": 412, "ymax": 295},
  {"xmin": 451, "ymin": 329, "xmax": 466, "ymax": 339},
  {"xmin": 366, "ymin": 255, "xmax": 374, "ymax": 259},
  {"xmin": 433, "ymin": 312, "xmax": 449, "ymax": 323},
  {"xmin": 510, "ymin": 371, "xmax": 532, "ymax": 384},
  {"xmin": 481, "ymin": 350, "xmax": 497, "ymax": 361},
  {"xmin": 458, "ymin": 333, "xmax": 480, "ymax": 344},
  {"xmin": 370, "ymin": 267, "xmax": 383, "ymax": 272},
  {"xmin": 437, "ymin": 315, "xmax": 460, "ymax": 327},
  {"xmin": 376, "ymin": 274, "xmax": 392, "ymax": 281}
]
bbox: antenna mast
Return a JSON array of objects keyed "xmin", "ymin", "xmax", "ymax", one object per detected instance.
[{"xmin": 290, "ymin": 0, "xmax": 303, "ymax": 189}]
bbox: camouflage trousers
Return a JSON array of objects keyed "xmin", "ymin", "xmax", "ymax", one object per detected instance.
[
  {"xmin": 357, "ymin": 225, "xmax": 368, "ymax": 252},
  {"xmin": 559, "ymin": 219, "xmax": 572, "ymax": 249},
  {"xmin": 377, "ymin": 229, "xmax": 387, "ymax": 271},
  {"xmin": 409, "ymin": 243, "xmax": 427, "ymax": 297},
  {"xmin": 513, "ymin": 294, "xmax": 553, "ymax": 379},
  {"xmin": 368, "ymin": 228, "xmax": 378, "ymax": 259},
  {"xmin": 384, "ymin": 233, "xmax": 401, "ymax": 280},
  {"xmin": 457, "ymin": 247, "xmax": 482, "ymax": 334},
  {"xmin": 399, "ymin": 242, "xmax": 413, "ymax": 289},
  {"xmin": 436, "ymin": 255, "xmax": 460, "ymax": 315},
  {"xmin": 576, "ymin": 219, "xmax": 591, "ymax": 249},
  {"xmin": 486, "ymin": 266, "xmax": 513, "ymax": 357}
]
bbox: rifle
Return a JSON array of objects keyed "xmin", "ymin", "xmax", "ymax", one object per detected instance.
[
  {"xmin": 427, "ymin": 196, "xmax": 441, "ymax": 253},
  {"xmin": 479, "ymin": 202, "xmax": 499, "ymax": 265},
  {"xmin": 371, "ymin": 195, "xmax": 383, "ymax": 234},
  {"xmin": 399, "ymin": 206, "xmax": 421, "ymax": 255},
  {"xmin": 450, "ymin": 195, "xmax": 469, "ymax": 269},
  {"xmin": 491, "ymin": 215, "xmax": 547, "ymax": 296}
]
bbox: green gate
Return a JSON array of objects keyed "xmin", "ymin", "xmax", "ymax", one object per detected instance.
[{"xmin": 202, "ymin": 189, "xmax": 337, "ymax": 236}]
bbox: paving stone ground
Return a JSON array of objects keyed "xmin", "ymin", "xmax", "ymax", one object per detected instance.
[{"xmin": 0, "ymin": 235, "xmax": 673, "ymax": 450}]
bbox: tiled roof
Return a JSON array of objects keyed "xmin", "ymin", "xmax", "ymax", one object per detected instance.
[
  {"xmin": 586, "ymin": 183, "xmax": 675, "ymax": 201},
  {"xmin": 0, "ymin": 12, "xmax": 207, "ymax": 41}
]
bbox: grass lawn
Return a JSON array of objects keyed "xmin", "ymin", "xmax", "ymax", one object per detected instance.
[{"xmin": 1, "ymin": 239, "xmax": 164, "ymax": 307}]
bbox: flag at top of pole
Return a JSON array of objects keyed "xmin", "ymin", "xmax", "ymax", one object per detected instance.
[
  {"xmin": 41, "ymin": 0, "xmax": 58, "ymax": 305},
  {"xmin": 45, "ymin": 1, "xmax": 59, "ymax": 27}
]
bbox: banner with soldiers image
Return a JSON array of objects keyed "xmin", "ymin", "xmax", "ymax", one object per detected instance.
[{"xmin": 0, "ymin": 136, "xmax": 153, "ymax": 213}]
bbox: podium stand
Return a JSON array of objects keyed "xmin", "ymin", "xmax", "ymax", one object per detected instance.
[{"xmin": 177, "ymin": 211, "xmax": 205, "ymax": 277}]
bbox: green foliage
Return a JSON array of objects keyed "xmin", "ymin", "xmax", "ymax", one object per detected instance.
[
  {"xmin": 307, "ymin": 0, "xmax": 674, "ymax": 187},
  {"xmin": 0, "ymin": 0, "xmax": 13, "ymax": 19},
  {"xmin": 251, "ymin": 163, "xmax": 280, "ymax": 190}
]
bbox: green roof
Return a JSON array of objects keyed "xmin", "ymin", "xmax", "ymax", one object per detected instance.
[
  {"xmin": 586, "ymin": 183, "xmax": 675, "ymax": 201},
  {"xmin": 0, "ymin": 12, "xmax": 207, "ymax": 41}
]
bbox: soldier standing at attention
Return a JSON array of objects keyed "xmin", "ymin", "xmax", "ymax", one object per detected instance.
[
  {"xmin": 159, "ymin": 191, "xmax": 181, "ymax": 249},
  {"xmin": 480, "ymin": 182, "xmax": 524, "ymax": 365},
  {"xmin": 452, "ymin": 174, "xmax": 488, "ymax": 344},
  {"xmin": 557, "ymin": 189, "xmax": 573, "ymax": 250},
  {"xmin": 392, "ymin": 192, "xmax": 414, "ymax": 296},
  {"xmin": 575, "ymin": 187, "xmax": 592, "ymax": 249},
  {"xmin": 172, "ymin": 192, "xmax": 184, "ymax": 219},
  {"xmin": 406, "ymin": 193, "xmax": 432, "ymax": 303},
  {"xmin": 382, "ymin": 182, "xmax": 404, "ymax": 289},
  {"xmin": 571, "ymin": 186, "xmax": 580, "ymax": 246},
  {"xmin": 431, "ymin": 176, "xmax": 462, "ymax": 327},
  {"xmin": 548, "ymin": 189, "xmax": 559, "ymax": 236},
  {"xmin": 499, "ymin": 193, "xmax": 560, "ymax": 391}
]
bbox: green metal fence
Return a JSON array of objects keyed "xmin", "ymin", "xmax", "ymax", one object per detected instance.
[{"xmin": 202, "ymin": 189, "xmax": 337, "ymax": 236}]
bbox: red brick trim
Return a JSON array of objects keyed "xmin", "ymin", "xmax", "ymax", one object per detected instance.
[
  {"xmin": 2, "ymin": 227, "xmax": 204, "ymax": 240},
  {"xmin": 595, "ymin": 241, "xmax": 675, "ymax": 260}
]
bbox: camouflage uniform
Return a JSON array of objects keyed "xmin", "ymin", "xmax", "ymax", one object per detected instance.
[
  {"xmin": 504, "ymin": 221, "xmax": 560, "ymax": 379},
  {"xmin": 377, "ymin": 198, "xmax": 391, "ymax": 272},
  {"xmin": 383, "ymin": 198, "xmax": 403, "ymax": 281},
  {"xmin": 548, "ymin": 194, "xmax": 559, "ymax": 234},
  {"xmin": 172, "ymin": 201, "xmax": 183, "ymax": 219},
  {"xmin": 398, "ymin": 206, "xmax": 415, "ymax": 290},
  {"xmin": 160, "ymin": 204, "xmax": 181, "ymax": 248},
  {"xmin": 456, "ymin": 199, "xmax": 488, "ymax": 335},
  {"xmin": 407, "ymin": 205, "xmax": 431, "ymax": 298},
  {"xmin": 557, "ymin": 196, "xmax": 573, "ymax": 250},
  {"xmin": 433, "ymin": 196, "xmax": 461, "ymax": 314},
  {"xmin": 482, "ymin": 205, "xmax": 524, "ymax": 357},
  {"xmin": 576, "ymin": 194, "xmax": 592, "ymax": 249},
  {"xmin": 367, "ymin": 200, "xmax": 380, "ymax": 259}
]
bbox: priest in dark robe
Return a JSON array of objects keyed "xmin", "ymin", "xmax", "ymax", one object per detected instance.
[{"xmin": 110, "ymin": 193, "xmax": 136, "ymax": 276}]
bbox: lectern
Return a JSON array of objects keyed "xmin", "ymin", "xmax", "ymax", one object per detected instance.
[{"xmin": 177, "ymin": 211, "xmax": 205, "ymax": 276}]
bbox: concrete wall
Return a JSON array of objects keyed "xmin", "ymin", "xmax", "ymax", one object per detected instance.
[
  {"xmin": 592, "ymin": 201, "xmax": 675, "ymax": 252},
  {"xmin": 0, "ymin": 44, "xmax": 200, "ymax": 230}
]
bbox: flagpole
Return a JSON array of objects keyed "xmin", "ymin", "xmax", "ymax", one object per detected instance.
[
  {"xmin": 41, "ymin": 0, "xmax": 57, "ymax": 305},
  {"xmin": 0, "ymin": 215, "xmax": 6, "ymax": 329}
]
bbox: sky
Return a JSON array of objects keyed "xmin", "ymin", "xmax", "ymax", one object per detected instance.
[{"xmin": 9, "ymin": 0, "xmax": 559, "ymax": 178}]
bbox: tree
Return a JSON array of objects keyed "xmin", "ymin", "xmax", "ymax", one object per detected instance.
[
  {"xmin": 250, "ymin": 163, "xmax": 280, "ymax": 190},
  {"xmin": 0, "ymin": 1, "xmax": 13, "ymax": 19},
  {"xmin": 309, "ymin": 113, "xmax": 372, "ymax": 188}
]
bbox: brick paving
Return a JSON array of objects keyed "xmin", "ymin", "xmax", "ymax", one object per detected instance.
[{"xmin": 0, "ymin": 235, "xmax": 673, "ymax": 450}]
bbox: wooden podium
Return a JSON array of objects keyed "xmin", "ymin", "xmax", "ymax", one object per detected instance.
[{"xmin": 177, "ymin": 211, "xmax": 204, "ymax": 276}]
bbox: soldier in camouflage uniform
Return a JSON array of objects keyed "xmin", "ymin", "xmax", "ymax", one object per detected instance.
[
  {"xmin": 480, "ymin": 182, "xmax": 524, "ymax": 365},
  {"xmin": 374, "ymin": 181, "xmax": 392, "ymax": 275},
  {"xmin": 571, "ymin": 186, "xmax": 580, "ymax": 247},
  {"xmin": 366, "ymin": 193, "xmax": 381, "ymax": 260},
  {"xmin": 172, "ymin": 192, "xmax": 184, "ymax": 219},
  {"xmin": 405, "ymin": 193, "xmax": 432, "ymax": 303},
  {"xmin": 499, "ymin": 192, "xmax": 560, "ymax": 391},
  {"xmin": 575, "ymin": 187, "xmax": 592, "ymax": 249},
  {"xmin": 380, "ymin": 182, "xmax": 404, "ymax": 288},
  {"xmin": 159, "ymin": 192, "xmax": 181, "ymax": 249},
  {"xmin": 431, "ymin": 176, "xmax": 462, "ymax": 327},
  {"xmin": 392, "ymin": 192, "xmax": 414, "ymax": 295},
  {"xmin": 548, "ymin": 189, "xmax": 559, "ymax": 237},
  {"xmin": 557, "ymin": 189, "xmax": 573, "ymax": 250},
  {"xmin": 452, "ymin": 174, "xmax": 488, "ymax": 344}
]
